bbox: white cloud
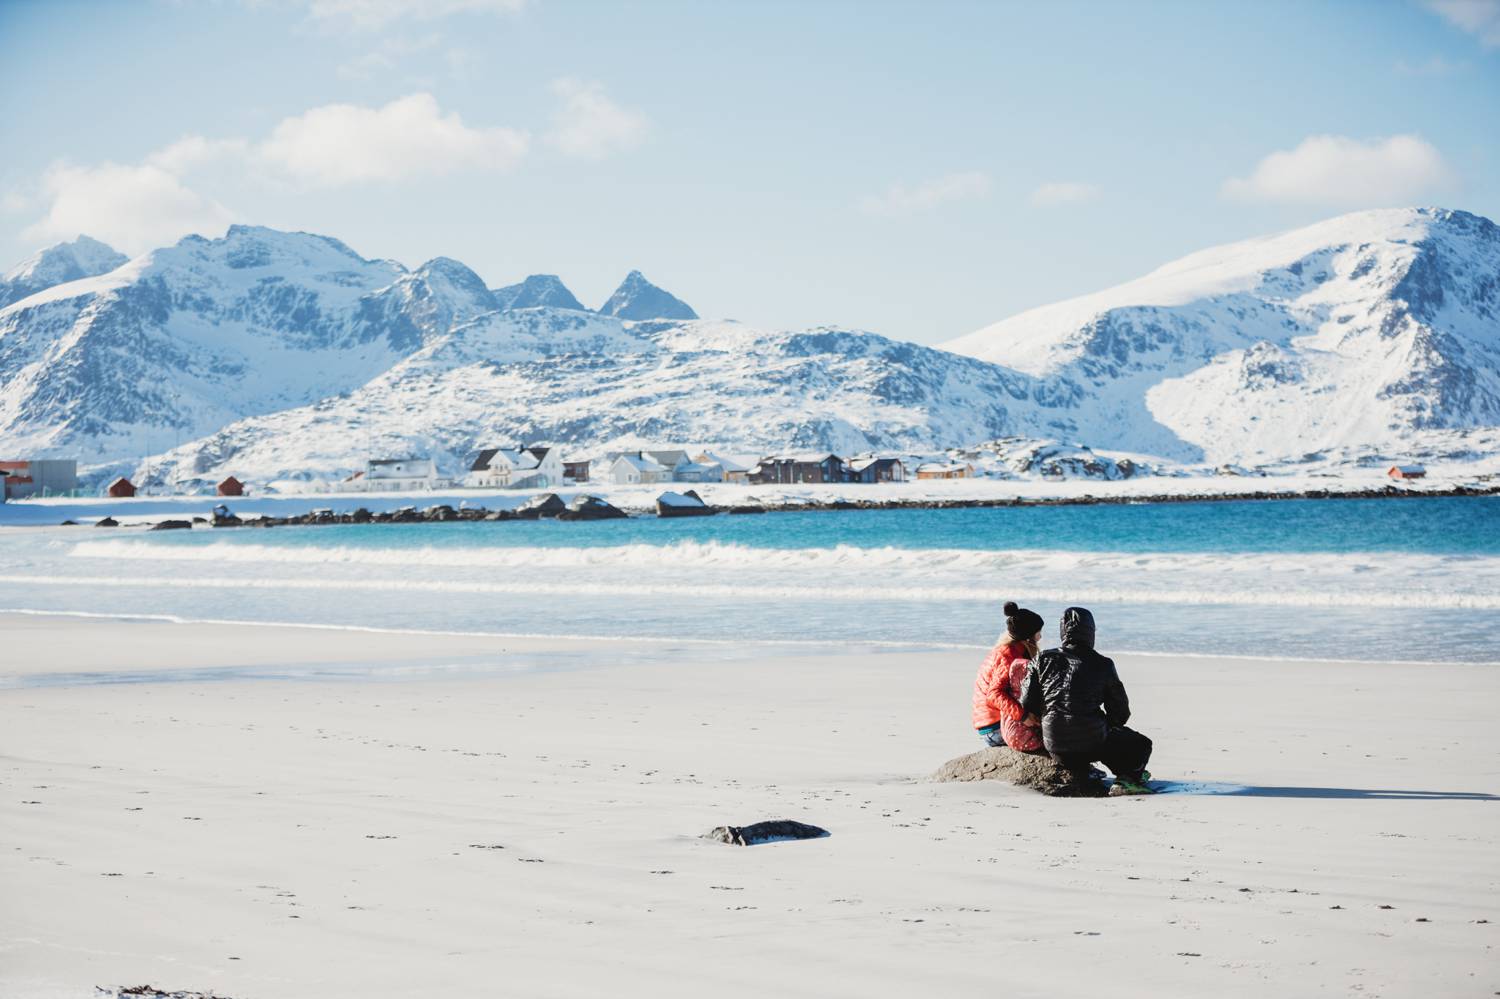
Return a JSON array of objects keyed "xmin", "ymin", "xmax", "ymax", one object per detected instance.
[
  {"xmin": 304, "ymin": 0, "xmax": 526, "ymax": 30},
  {"xmin": 146, "ymin": 136, "xmax": 252, "ymax": 174},
  {"xmin": 1221, "ymin": 134, "xmax": 1451, "ymax": 206},
  {"xmin": 20, "ymin": 93, "xmax": 529, "ymax": 253},
  {"xmin": 859, "ymin": 171, "xmax": 991, "ymax": 216},
  {"xmin": 23, "ymin": 162, "xmax": 233, "ymax": 254},
  {"xmin": 258, "ymin": 93, "xmax": 528, "ymax": 186},
  {"xmin": 1425, "ymin": 0, "xmax": 1500, "ymax": 47},
  {"xmin": 1029, "ymin": 181, "xmax": 1101, "ymax": 206},
  {"xmin": 545, "ymin": 78, "xmax": 648, "ymax": 159}
]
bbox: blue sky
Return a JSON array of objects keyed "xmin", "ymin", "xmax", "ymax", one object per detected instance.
[{"xmin": 2, "ymin": 0, "xmax": 1497, "ymax": 343}]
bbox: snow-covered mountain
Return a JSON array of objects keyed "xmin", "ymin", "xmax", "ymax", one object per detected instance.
[
  {"xmin": 597, "ymin": 270, "xmax": 698, "ymax": 320},
  {"xmin": 0, "ymin": 235, "xmax": 127, "ymax": 309},
  {"xmin": 942, "ymin": 207, "xmax": 1500, "ymax": 463},
  {"xmin": 0, "ymin": 226, "xmax": 464, "ymax": 462},
  {"xmin": 2, "ymin": 207, "xmax": 1497, "ymax": 488}
]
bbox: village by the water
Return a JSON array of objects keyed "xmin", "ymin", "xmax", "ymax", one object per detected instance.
[{"xmin": 0, "ymin": 442, "xmax": 1451, "ymax": 527}]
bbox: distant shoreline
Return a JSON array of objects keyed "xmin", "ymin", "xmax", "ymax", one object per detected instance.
[{"xmin": 17, "ymin": 480, "xmax": 1497, "ymax": 530}]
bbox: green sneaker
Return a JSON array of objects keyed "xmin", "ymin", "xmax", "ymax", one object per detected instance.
[{"xmin": 1109, "ymin": 776, "xmax": 1155, "ymax": 796}]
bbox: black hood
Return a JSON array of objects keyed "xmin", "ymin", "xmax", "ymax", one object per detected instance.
[{"xmin": 1060, "ymin": 606, "xmax": 1096, "ymax": 650}]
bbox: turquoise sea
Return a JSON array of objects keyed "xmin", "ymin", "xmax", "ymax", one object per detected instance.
[{"xmin": 2, "ymin": 495, "xmax": 1497, "ymax": 664}]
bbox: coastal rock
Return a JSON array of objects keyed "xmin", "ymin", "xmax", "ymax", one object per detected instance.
[
  {"xmin": 931, "ymin": 746, "xmax": 1108, "ymax": 797},
  {"xmin": 94, "ymin": 516, "xmax": 118, "ymax": 527},
  {"xmin": 705, "ymin": 820, "xmax": 830, "ymax": 846},
  {"xmin": 558, "ymin": 495, "xmax": 628, "ymax": 521},
  {"xmin": 149, "ymin": 520, "xmax": 193, "ymax": 531},
  {"xmin": 515, "ymin": 493, "xmax": 567, "ymax": 519},
  {"xmin": 657, "ymin": 489, "xmax": 714, "ymax": 518}
]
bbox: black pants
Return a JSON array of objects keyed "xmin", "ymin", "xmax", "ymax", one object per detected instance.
[{"xmin": 1051, "ymin": 726, "xmax": 1152, "ymax": 781}]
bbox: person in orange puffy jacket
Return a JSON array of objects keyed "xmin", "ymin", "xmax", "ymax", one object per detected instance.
[{"xmin": 971, "ymin": 601, "xmax": 1045, "ymax": 751}]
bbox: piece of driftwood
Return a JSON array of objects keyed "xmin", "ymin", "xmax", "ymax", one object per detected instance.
[{"xmin": 932, "ymin": 746, "xmax": 1108, "ymax": 797}]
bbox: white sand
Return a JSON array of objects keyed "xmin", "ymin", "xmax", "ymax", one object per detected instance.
[{"xmin": 1, "ymin": 614, "xmax": 1496, "ymax": 998}]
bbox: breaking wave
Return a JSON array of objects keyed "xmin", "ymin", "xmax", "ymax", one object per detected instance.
[
  {"xmin": 63, "ymin": 537, "xmax": 1500, "ymax": 580},
  {"xmin": 52, "ymin": 537, "xmax": 1500, "ymax": 610}
]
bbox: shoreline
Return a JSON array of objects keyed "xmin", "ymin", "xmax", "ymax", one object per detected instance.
[
  {"xmin": 11, "ymin": 609, "xmax": 1495, "ymax": 667},
  {"xmin": 5, "ymin": 481, "xmax": 1497, "ymax": 530}
]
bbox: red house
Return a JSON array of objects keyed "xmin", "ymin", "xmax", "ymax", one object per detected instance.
[
  {"xmin": 217, "ymin": 475, "xmax": 245, "ymax": 496},
  {"xmin": 107, "ymin": 476, "xmax": 136, "ymax": 498},
  {"xmin": 1387, "ymin": 464, "xmax": 1427, "ymax": 480}
]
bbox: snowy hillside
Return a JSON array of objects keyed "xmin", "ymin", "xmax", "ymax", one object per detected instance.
[
  {"xmin": 942, "ymin": 207, "xmax": 1500, "ymax": 463},
  {"xmin": 142, "ymin": 312, "xmax": 1045, "ymax": 487},
  {"xmin": 0, "ymin": 235, "xmax": 127, "ymax": 309}
]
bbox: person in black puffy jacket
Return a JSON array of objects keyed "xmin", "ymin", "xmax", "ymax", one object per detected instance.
[{"xmin": 1019, "ymin": 606, "xmax": 1152, "ymax": 787}]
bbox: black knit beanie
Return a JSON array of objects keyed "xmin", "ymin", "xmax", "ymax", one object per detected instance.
[{"xmin": 1003, "ymin": 601, "xmax": 1044, "ymax": 641}]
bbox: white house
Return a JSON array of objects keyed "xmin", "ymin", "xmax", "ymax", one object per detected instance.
[
  {"xmin": 341, "ymin": 457, "xmax": 440, "ymax": 492},
  {"xmin": 694, "ymin": 451, "xmax": 751, "ymax": 483},
  {"xmin": 468, "ymin": 446, "xmax": 564, "ymax": 489},
  {"xmin": 609, "ymin": 453, "xmax": 672, "ymax": 484},
  {"xmin": 673, "ymin": 459, "xmax": 724, "ymax": 483}
]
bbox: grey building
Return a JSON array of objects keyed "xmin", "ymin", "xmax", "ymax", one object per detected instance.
[{"xmin": 1, "ymin": 459, "xmax": 79, "ymax": 499}]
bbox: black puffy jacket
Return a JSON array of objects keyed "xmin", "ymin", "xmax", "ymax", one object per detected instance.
[{"xmin": 1019, "ymin": 607, "xmax": 1130, "ymax": 756}]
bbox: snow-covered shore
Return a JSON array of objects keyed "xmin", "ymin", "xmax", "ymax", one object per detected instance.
[
  {"xmin": 2, "ymin": 464, "xmax": 1496, "ymax": 527},
  {"xmin": 1, "ymin": 614, "xmax": 1495, "ymax": 998}
]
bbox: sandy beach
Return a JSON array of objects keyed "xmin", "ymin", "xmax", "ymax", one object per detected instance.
[{"xmin": 1, "ymin": 614, "xmax": 1496, "ymax": 997}]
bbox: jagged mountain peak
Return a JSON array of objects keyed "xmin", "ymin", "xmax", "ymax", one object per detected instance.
[
  {"xmin": 598, "ymin": 269, "xmax": 698, "ymax": 320},
  {"xmin": 493, "ymin": 273, "xmax": 587, "ymax": 312},
  {"xmin": 1, "ymin": 235, "xmax": 128, "ymax": 309}
]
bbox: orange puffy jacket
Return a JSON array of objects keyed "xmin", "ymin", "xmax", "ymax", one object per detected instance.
[{"xmin": 971, "ymin": 639, "xmax": 1043, "ymax": 751}]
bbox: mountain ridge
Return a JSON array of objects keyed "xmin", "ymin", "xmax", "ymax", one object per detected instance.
[{"xmin": 2, "ymin": 207, "xmax": 1496, "ymax": 486}]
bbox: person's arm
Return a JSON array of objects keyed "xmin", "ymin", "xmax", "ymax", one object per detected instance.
[
  {"xmin": 1019, "ymin": 660, "xmax": 1045, "ymax": 719},
  {"xmin": 985, "ymin": 654, "xmax": 1027, "ymax": 722},
  {"xmin": 1102, "ymin": 657, "xmax": 1131, "ymax": 728}
]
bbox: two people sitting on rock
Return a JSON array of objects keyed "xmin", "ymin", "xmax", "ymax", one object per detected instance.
[{"xmin": 972, "ymin": 602, "xmax": 1154, "ymax": 794}]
